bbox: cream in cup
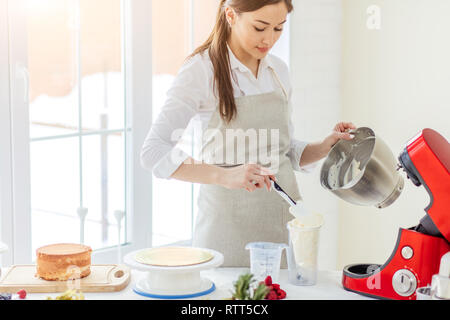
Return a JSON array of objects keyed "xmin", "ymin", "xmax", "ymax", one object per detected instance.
[{"xmin": 286, "ymin": 212, "xmax": 324, "ymax": 286}]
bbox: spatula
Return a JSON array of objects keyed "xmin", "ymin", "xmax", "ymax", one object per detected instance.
[
  {"xmin": 270, "ymin": 178, "xmax": 309, "ymax": 219},
  {"xmin": 270, "ymin": 178, "xmax": 296, "ymax": 206}
]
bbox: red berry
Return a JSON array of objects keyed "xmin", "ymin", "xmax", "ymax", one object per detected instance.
[
  {"xmin": 264, "ymin": 276, "xmax": 272, "ymax": 286},
  {"xmin": 265, "ymin": 291, "xmax": 278, "ymax": 300},
  {"xmin": 272, "ymin": 283, "xmax": 280, "ymax": 290},
  {"xmin": 17, "ymin": 289, "xmax": 26, "ymax": 299},
  {"xmin": 278, "ymin": 289, "xmax": 287, "ymax": 299}
]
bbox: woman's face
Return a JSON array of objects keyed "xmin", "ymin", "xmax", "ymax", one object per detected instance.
[{"xmin": 226, "ymin": 2, "xmax": 288, "ymax": 61}]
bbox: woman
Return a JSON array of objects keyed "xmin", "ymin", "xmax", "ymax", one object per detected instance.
[{"xmin": 141, "ymin": 0, "xmax": 355, "ymax": 267}]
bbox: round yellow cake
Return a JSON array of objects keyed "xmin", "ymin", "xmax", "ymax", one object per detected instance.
[{"xmin": 36, "ymin": 243, "xmax": 92, "ymax": 281}]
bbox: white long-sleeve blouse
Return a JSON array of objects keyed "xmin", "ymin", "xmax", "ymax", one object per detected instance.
[{"xmin": 141, "ymin": 46, "xmax": 313, "ymax": 179}]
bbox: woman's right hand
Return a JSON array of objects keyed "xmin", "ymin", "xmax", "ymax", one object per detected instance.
[{"xmin": 219, "ymin": 164, "xmax": 276, "ymax": 192}]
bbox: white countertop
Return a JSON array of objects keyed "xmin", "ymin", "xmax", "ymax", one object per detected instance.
[{"xmin": 1, "ymin": 266, "xmax": 374, "ymax": 300}]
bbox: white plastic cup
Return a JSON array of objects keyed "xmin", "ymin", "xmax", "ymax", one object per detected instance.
[{"xmin": 286, "ymin": 213, "xmax": 324, "ymax": 286}]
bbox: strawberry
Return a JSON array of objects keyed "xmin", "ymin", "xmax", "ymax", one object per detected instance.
[
  {"xmin": 262, "ymin": 276, "xmax": 287, "ymax": 300},
  {"xmin": 278, "ymin": 289, "xmax": 287, "ymax": 299},
  {"xmin": 17, "ymin": 289, "xmax": 27, "ymax": 299},
  {"xmin": 264, "ymin": 275, "xmax": 272, "ymax": 286},
  {"xmin": 265, "ymin": 290, "xmax": 278, "ymax": 300}
]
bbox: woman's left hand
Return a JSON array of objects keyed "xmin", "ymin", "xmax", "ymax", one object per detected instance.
[{"xmin": 322, "ymin": 122, "xmax": 357, "ymax": 152}]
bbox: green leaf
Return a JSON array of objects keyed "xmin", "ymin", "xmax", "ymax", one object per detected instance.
[
  {"xmin": 252, "ymin": 283, "xmax": 270, "ymax": 300},
  {"xmin": 230, "ymin": 273, "xmax": 269, "ymax": 300}
]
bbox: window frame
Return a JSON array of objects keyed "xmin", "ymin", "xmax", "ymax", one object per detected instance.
[
  {"xmin": 0, "ymin": 0, "xmax": 153, "ymax": 265},
  {"xmin": 0, "ymin": 0, "xmax": 15, "ymax": 266}
]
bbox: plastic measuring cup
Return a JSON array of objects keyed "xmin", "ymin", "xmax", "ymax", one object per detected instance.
[
  {"xmin": 245, "ymin": 242, "xmax": 288, "ymax": 283},
  {"xmin": 286, "ymin": 214, "xmax": 324, "ymax": 286}
]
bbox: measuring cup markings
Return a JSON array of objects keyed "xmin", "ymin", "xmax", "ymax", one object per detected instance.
[{"xmin": 245, "ymin": 242, "xmax": 288, "ymax": 282}]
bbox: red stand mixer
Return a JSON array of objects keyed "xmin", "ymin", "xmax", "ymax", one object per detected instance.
[{"xmin": 320, "ymin": 128, "xmax": 450, "ymax": 300}]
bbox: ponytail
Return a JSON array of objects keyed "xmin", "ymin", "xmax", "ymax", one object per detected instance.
[{"xmin": 189, "ymin": 0, "xmax": 236, "ymax": 123}]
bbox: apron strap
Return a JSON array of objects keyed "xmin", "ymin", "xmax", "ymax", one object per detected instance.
[
  {"xmin": 269, "ymin": 66, "xmax": 289, "ymax": 101},
  {"xmin": 230, "ymin": 62, "xmax": 289, "ymax": 101}
]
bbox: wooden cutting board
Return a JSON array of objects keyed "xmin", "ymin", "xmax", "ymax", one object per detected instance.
[{"xmin": 0, "ymin": 264, "xmax": 131, "ymax": 293}]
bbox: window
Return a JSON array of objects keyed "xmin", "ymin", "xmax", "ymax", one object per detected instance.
[
  {"xmin": 151, "ymin": 0, "xmax": 221, "ymax": 246},
  {"xmin": 0, "ymin": 0, "xmax": 290, "ymax": 265},
  {"xmin": 26, "ymin": 0, "xmax": 127, "ymax": 254},
  {"xmin": 1, "ymin": 0, "xmax": 152, "ymax": 265}
]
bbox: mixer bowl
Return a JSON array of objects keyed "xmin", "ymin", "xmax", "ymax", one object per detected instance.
[{"xmin": 320, "ymin": 127, "xmax": 404, "ymax": 208}]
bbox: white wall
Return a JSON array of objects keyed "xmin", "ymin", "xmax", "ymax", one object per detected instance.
[
  {"xmin": 290, "ymin": 0, "xmax": 343, "ymax": 271},
  {"xmin": 290, "ymin": 0, "xmax": 450, "ymax": 271},
  {"xmin": 339, "ymin": 0, "xmax": 450, "ymax": 269}
]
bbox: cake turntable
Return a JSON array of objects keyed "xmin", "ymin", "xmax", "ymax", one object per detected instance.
[{"xmin": 124, "ymin": 247, "xmax": 224, "ymax": 299}]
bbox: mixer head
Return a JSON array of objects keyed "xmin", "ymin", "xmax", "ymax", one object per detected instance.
[{"xmin": 397, "ymin": 129, "xmax": 450, "ymax": 242}]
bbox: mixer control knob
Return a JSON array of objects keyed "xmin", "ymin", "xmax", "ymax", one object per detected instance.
[
  {"xmin": 401, "ymin": 246, "xmax": 414, "ymax": 260},
  {"xmin": 392, "ymin": 269, "xmax": 417, "ymax": 297}
]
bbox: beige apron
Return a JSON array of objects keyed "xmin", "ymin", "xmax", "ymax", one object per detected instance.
[{"xmin": 193, "ymin": 67, "xmax": 302, "ymax": 267}]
